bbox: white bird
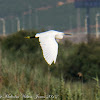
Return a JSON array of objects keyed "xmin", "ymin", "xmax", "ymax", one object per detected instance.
[{"xmin": 24, "ymin": 30, "xmax": 71, "ymax": 65}]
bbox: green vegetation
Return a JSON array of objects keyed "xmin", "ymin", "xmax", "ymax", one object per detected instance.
[{"xmin": 0, "ymin": 30, "xmax": 100, "ymax": 99}]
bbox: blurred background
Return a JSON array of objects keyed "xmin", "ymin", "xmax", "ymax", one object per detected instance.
[
  {"xmin": 0, "ymin": 0, "xmax": 100, "ymax": 100},
  {"xmin": 0, "ymin": 0, "xmax": 100, "ymax": 36}
]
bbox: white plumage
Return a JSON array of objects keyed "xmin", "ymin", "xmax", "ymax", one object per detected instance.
[
  {"xmin": 35, "ymin": 30, "xmax": 64, "ymax": 65},
  {"xmin": 25, "ymin": 30, "xmax": 71, "ymax": 65}
]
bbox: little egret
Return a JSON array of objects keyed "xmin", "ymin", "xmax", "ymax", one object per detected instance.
[{"xmin": 24, "ymin": 30, "xmax": 71, "ymax": 65}]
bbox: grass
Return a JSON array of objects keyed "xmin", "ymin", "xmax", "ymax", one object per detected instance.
[
  {"xmin": 0, "ymin": 47, "xmax": 100, "ymax": 100},
  {"xmin": 0, "ymin": 31, "xmax": 100, "ymax": 100}
]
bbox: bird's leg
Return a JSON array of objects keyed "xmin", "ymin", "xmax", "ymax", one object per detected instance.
[{"xmin": 64, "ymin": 33, "xmax": 72, "ymax": 35}]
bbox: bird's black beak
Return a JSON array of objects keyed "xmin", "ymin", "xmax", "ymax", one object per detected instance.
[
  {"xmin": 24, "ymin": 36, "xmax": 35, "ymax": 39},
  {"xmin": 30, "ymin": 36, "xmax": 35, "ymax": 38}
]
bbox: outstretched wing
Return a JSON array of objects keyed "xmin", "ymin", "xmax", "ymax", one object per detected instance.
[{"xmin": 39, "ymin": 35, "xmax": 58, "ymax": 65}]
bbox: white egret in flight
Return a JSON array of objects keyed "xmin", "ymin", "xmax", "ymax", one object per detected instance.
[{"xmin": 24, "ymin": 30, "xmax": 71, "ymax": 65}]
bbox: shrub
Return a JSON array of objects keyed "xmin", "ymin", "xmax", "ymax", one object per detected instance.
[
  {"xmin": 1, "ymin": 30, "xmax": 39, "ymax": 53},
  {"xmin": 63, "ymin": 40, "xmax": 100, "ymax": 81}
]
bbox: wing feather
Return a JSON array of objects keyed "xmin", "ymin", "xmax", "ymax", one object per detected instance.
[{"xmin": 39, "ymin": 36, "xmax": 58, "ymax": 65}]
